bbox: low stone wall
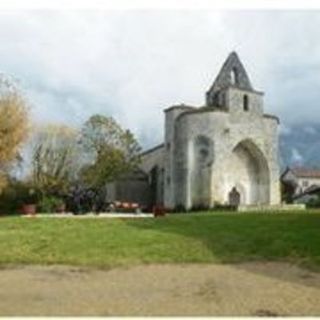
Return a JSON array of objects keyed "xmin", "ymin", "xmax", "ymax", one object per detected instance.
[{"xmin": 238, "ymin": 204, "xmax": 306, "ymax": 212}]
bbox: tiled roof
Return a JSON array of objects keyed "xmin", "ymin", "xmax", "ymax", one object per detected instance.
[{"xmin": 291, "ymin": 167, "xmax": 320, "ymax": 179}]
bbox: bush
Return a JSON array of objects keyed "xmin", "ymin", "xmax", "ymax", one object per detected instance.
[
  {"xmin": 211, "ymin": 203, "xmax": 237, "ymax": 211},
  {"xmin": 306, "ymin": 195, "xmax": 320, "ymax": 208},
  {"xmin": 38, "ymin": 196, "xmax": 64, "ymax": 213},
  {"xmin": 0, "ymin": 180, "xmax": 40, "ymax": 215}
]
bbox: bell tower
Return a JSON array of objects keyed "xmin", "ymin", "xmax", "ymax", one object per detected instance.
[{"xmin": 205, "ymin": 51, "xmax": 264, "ymax": 117}]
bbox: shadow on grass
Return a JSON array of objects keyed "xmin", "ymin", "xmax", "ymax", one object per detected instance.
[{"xmin": 124, "ymin": 212, "xmax": 320, "ymax": 286}]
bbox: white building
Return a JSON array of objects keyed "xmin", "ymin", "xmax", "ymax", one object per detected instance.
[
  {"xmin": 281, "ymin": 166, "xmax": 320, "ymax": 197},
  {"xmin": 107, "ymin": 52, "xmax": 281, "ymax": 210}
]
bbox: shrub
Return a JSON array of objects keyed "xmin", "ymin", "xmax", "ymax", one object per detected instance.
[
  {"xmin": 38, "ymin": 196, "xmax": 64, "ymax": 213},
  {"xmin": 211, "ymin": 203, "xmax": 237, "ymax": 211},
  {"xmin": 306, "ymin": 195, "xmax": 320, "ymax": 208},
  {"xmin": 0, "ymin": 180, "xmax": 40, "ymax": 215}
]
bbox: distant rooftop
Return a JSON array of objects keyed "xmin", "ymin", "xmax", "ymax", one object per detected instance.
[{"xmin": 290, "ymin": 167, "xmax": 320, "ymax": 179}]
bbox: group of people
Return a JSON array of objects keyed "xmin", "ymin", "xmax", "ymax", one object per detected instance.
[{"xmin": 65, "ymin": 185, "xmax": 109, "ymax": 214}]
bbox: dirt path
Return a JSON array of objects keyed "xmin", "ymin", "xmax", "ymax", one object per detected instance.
[{"xmin": 0, "ymin": 262, "xmax": 320, "ymax": 316}]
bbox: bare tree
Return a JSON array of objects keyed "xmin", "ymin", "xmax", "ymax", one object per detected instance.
[{"xmin": 30, "ymin": 124, "xmax": 80, "ymax": 196}]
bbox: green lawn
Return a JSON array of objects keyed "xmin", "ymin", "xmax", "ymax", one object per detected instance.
[{"xmin": 0, "ymin": 212, "xmax": 320, "ymax": 269}]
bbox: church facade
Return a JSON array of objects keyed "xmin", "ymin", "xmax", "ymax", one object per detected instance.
[{"xmin": 107, "ymin": 52, "xmax": 281, "ymax": 210}]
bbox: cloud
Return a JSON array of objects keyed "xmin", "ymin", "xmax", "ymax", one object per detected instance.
[
  {"xmin": 291, "ymin": 148, "xmax": 304, "ymax": 164},
  {"xmin": 303, "ymin": 126, "xmax": 317, "ymax": 135},
  {"xmin": 211, "ymin": 11, "xmax": 320, "ymax": 125},
  {"xmin": 279, "ymin": 124, "xmax": 292, "ymax": 136},
  {"xmin": 1, "ymin": 10, "xmax": 320, "ymax": 149}
]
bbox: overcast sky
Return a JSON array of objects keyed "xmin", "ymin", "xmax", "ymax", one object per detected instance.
[{"xmin": 0, "ymin": 10, "xmax": 319, "ymax": 148}]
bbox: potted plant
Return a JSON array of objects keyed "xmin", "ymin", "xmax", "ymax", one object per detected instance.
[
  {"xmin": 22, "ymin": 188, "xmax": 38, "ymax": 215},
  {"xmin": 153, "ymin": 205, "xmax": 166, "ymax": 217}
]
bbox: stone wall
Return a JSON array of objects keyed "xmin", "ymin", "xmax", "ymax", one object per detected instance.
[
  {"xmin": 169, "ymin": 86, "xmax": 280, "ymax": 209},
  {"xmin": 164, "ymin": 105, "xmax": 195, "ymax": 208},
  {"xmin": 140, "ymin": 144, "xmax": 165, "ymax": 173},
  {"xmin": 110, "ymin": 53, "xmax": 281, "ymax": 211},
  {"xmin": 140, "ymin": 144, "xmax": 165, "ymax": 205},
  {"xmin": 105, "ymin": 177, "xmax": 150, "ymax": 207}
]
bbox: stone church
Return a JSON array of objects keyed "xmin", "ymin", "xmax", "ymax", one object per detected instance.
[{"xmin": 106, "ymin": 52, "xmax": 281, "ymax": 210}]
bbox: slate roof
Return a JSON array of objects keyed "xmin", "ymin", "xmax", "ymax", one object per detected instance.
[
  {"xmin": 140, "ymin": 143, "xmax": 165, "ymax": 157},
  {"xmin": 210, "ymin": 51, "xmax": 253, "ymax": 92}
]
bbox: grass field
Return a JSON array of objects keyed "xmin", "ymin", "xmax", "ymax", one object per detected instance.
[{"xmin": 0, "ymin": 212, "xmax": 320, "ymax": 269}]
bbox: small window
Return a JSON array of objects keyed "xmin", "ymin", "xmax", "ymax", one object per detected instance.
[
  {"xmin": 166, "ymin": 142, "xmax": 171, "ymax": 150},
  {"xmin": 302, "ymin": 180, "xmax": 309, "ymax": 187},
  {"xmin": 243, "ymin": 94, "xmax": 249, "ymax": 111}
]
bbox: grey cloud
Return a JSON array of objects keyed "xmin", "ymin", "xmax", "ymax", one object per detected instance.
[{"xmin": 1, "ymin": 10, "xmax": 320, "ymax": 148}]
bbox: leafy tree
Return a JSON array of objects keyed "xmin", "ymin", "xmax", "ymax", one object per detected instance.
[
  {"xmin": 30, "ymin": 124, "xmax": 80, "ymax": 197},
  {"xmin": 79, "ymin": 114, "xmax": 141, "ymax": 189},
  {"xmin": 0, "ymin": 74, "xmax": 30, "ymax": 191}
]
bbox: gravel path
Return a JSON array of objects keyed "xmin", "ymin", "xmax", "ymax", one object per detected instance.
[{"xmin": 0, "ymin": 262, "xmax": 320, "ymax": 316}]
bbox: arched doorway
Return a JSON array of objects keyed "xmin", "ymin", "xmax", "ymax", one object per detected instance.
[{"xmin": 228, "ymin": 139, "xmax": 270, "ymax": 205}]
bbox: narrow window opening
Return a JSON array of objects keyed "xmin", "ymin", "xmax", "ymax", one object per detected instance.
[
  {"xmin": 243, "ymin": 94, "xmax": 249, "ymax": 111},
  {"xmin": 230, "ymin": 68, "xmax": 238, "ymax": 85}
]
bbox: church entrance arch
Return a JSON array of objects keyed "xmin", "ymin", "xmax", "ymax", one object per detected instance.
[{"xmin": 228, "ymin": 139, "xmax": 270, "ymax": 205}]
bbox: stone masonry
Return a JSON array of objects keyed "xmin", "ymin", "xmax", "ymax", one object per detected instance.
[{"xmin": 112, "ymin": 52, "xmax": 281, "ymax": 210}]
